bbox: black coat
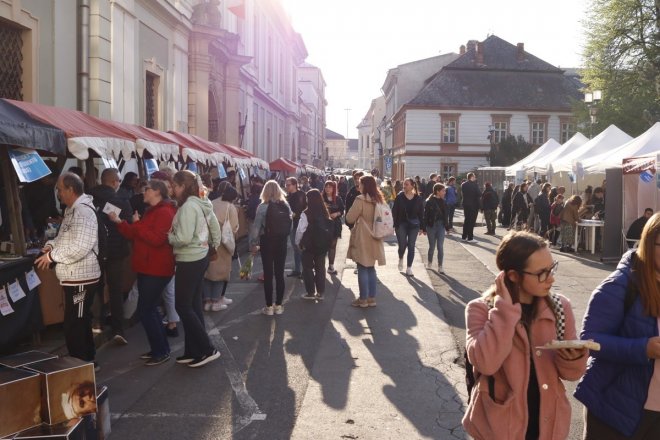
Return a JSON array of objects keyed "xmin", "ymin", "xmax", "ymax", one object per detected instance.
[
  {"xmin": 461, "ymin": 180, "xmax": 481, "ymax": 209},
  {"xmin": 89, "ymin": 184, "xmax": 132, "ymax": 260},
  {"xmin": 423, "ymin": 196, "xmax": 450, "ymax": 232},
  {"xmin": 481, "ymin": 188, "xmax": 499, "ymax": 211},
  {"xmin": 392, "ymin": 192, "xmax": 424, "ymax": 228},
  {"xmin": 512, "ymin": 191, "xmax": 531, "ymax": 223}
]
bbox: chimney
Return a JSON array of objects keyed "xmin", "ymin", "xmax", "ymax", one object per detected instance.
[
  {"xmin": 466, "ymin": 40, "xmax": 478, "ymax": 52},
  {"xmin": 517, "ymin": 42, "xmax": 525, "ymax": 61},
  {"xmin": 459, "ymin": 45, "xmax": 466, "ymax": 55},
  {"xmin": 476, "ymin": 42, "xmax": 484, "ymax": 65}
]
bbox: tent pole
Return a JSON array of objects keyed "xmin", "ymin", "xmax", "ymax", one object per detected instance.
[{"xmin": 1, "ymin": 149, "xmax": 27, "ymax": 256}]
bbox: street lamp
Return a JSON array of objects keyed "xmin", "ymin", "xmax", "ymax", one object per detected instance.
[{"xmin": 584, "ymin": 90, "xmax": 602, "ymax": 138}]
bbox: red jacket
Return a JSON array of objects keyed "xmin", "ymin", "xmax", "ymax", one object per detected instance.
[{"xmin": 116, "ymin": 201, "xmax": 176, "ymax": 277}]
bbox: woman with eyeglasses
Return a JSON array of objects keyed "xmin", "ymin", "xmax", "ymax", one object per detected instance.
[
  {"xmin": 575, "ymin": 213, "xmax": 660, "ymax": 439},
  {"xmin": 463, "ymin": 231, "xmax": 588, "ymax": 440}
]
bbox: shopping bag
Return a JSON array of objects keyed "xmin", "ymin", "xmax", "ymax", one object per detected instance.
[
  {"xmin": 221, "ymin": 207, "xmax": 236, "ymax": 254},
  {"xmin": 123, "ymin": 281, "xmax": 139, "ymax": 319}
]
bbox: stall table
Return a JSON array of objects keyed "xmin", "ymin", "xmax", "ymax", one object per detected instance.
[{"xmin": 575, "ymin": 220, "xmax": 605, "ymax": 255}]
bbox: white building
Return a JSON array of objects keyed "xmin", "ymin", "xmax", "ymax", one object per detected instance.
[
  {"xmin": 357, "ymin": 96, "xmax": 386, "ymax": 172},
  {"xmin": 388, "ymin": 35, "xmax": 580, "ymax": 180},
  {"xmin": 298, "ymin": 63, "xmax": 327, "ymax": 166}
]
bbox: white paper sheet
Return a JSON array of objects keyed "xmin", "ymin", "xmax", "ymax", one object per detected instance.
[
  {"xmin": 0, "ymin": 287, "xmax": 14, "ymax": 316},
  {"xmin": 7, "ymin": 279, "xmax": 26, "ymax": 302},
  {"xmin": 102, "ymin": 202, "xmax": 122, "ymax": 217},
  {"xmin": 26, "ymin": 269, "xmax": 41, "ymax": 290}
]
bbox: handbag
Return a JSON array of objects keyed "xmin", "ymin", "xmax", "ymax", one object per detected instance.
[
  {"xmin": 221, "ymin": 205, "xmax": 236, "ymax": 255},
  {"xmin": 204, "ymin": 213, "xmax": 219, "ymax": 262}
]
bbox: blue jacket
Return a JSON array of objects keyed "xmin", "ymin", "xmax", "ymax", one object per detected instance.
[
  {"xmin": 445, "ymin": 185, "xmax": 457, "ymax": 206},
  {"xmin": 574, "ymin": 251, "xmax": 657, "ymax": 437}
]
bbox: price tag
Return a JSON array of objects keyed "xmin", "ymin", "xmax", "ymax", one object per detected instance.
[
  {"xmin": 0, "ymin": 287, "xmax": 14, "ymax": 316},
  {"xmin": 7, "ymin": 279, "xmax": 26, "ymax": 302},
  {"xmin": 26, "ymin": 269, "xmax": 41, "ymax": 291}
]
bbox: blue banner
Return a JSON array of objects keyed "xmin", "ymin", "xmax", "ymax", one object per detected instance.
[
  {"xmin": 8, "ymin": 148, "xmax": 51, "ymax": 183},
  {"xmin": 145, "ymin": 159, "xmax": 159, "ymax": 176},
  {"xmin": 187, "ymin": 162, "xmax": 198, "ymax": 173},
  {"xmin": 217, "ymin": 163, "xmax": 227, "ymax": 178}
]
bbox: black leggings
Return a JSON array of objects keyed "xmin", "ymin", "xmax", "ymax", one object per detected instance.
[
  {"xmin": 328, "ymin": 238, "xmax": 338, "ymax": 266},
  {"xmin": 260, "ymin": 235, "xmax": 288, "ymax": 306}
]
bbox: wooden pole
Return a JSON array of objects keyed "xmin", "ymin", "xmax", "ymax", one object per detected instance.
[{"xmin": 1, "ymin": 149, "xmax": 27, "ymax": 255}]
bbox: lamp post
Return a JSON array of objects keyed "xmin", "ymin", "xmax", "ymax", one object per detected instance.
[
  {"xmin": 487, "ymin": 124, "xmax": 496, "ymax": 165},
  {"xmin": 584, "ymin": 90, "xmax": 602, "ymax": 138}
]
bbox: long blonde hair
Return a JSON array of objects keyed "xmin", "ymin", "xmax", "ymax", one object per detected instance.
[
  {"xmin": 260, "ymin": 180, "xmax": 287, "ymax": 204},
  {"xmin": 634, "ymin": 213, "xmax": 660, "ymax": 317}
]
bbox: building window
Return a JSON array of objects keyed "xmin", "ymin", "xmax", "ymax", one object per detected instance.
[
  {"xmin": 145, "ymin": 72, "xmax": 159, "ymax": 129},
  {"xmin": 531, "ymin": 122, "xmax": 545, "ymax": 145},
  {"xmin": 0, "ymin": 23, "xmax": 23, "ymax": 100},
  {"xmin": 440, "ymin": 114, "xmax": 460, "ymax": 144},
  {"xmin": 267, "ymin": 36, "xmax": 273, "ymax": 81},
  {"xmin": 441, "ymin": 163, "xmax": 457, "ymax": 180},
  {"xmin": 494, "ymin": 122, "xmax": 508, "ymax": 143},
  {"xmin": 442, "ymin": 120, "xmax": 457, "ymax": 143},
  {"xmin": 253, "ymin": 15, "xmax": 258, "ymax": 66},
  {"xmin": 560, "ymin": 120, "xmax": 575, "ymax": 143}
]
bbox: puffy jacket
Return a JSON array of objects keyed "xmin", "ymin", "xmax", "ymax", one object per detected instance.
[
  {"xmin": 463, "ymin": 293, "xmax": 587, "ymax": 440},
  {"xmin": 45, "ymin": 194, "xmax": 100, "ymax": 286},
  {"xmin": 116, "ymin": 200, "xmax": 176, "ymax": 277},
  {"xmin": 168, "ymin": 196, "xmax": 221, "ymax": 262},
  {"xmin": 89, "ymin": 184, "xmax": 132, "ymax": 260},
  {"xmin": 445, "ymin": 185, "xmax": 458, "ymax": 206},
  {"xmin": 574, "ymin": 251, "xmax": 657, "ymax": 437}
]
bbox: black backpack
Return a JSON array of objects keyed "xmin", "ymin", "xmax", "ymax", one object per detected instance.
[
  {"xmin": 464, "ymin": 293, "xmax": 566, "ymax": 403},
  {"xmin": 265, "ymin": 201, "xmax": 292, "ymax": 238},
  {"xmin": 81, "ymin": 203, "xmax": 109, "ymax": 271},
  {"xmin": 308, "ymin": 215, "xmax": 334, "ymax": 253}
]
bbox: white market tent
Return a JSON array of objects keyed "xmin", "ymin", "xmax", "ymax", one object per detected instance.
[
  {"xmin": 583, "ymin": 122, "xmax": 660, "ymax": 173},
  {"xmin": 523, "ymin": 132, "xmax": 589, "ymax": 175},
  {"xmin": 505, "ymin": 138, "xmax": 563, "ymax": 176},
  {"xmin": 552, "ymin": 125, "xmax": 632, "ymax": 173}
]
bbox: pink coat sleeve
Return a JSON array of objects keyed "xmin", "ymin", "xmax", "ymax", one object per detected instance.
[{"xmin": 465, "ymin": 296, "xmax": 522, "ymax": 376}]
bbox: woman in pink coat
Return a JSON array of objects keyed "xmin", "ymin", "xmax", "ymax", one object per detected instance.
[{"xmin": 463, "ymin": 231, "xmax": 588, "ymax": 440}]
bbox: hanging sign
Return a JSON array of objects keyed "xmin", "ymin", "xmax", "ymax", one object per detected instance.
[
  {"xmin": 7, "ymin": 280, "xmax": 26, "ymax": 302},
  {"xmin": 238, "ymin": 168, "xmax": 246, "ymax": 180},
  {"xmin": 187, "ymin": 162, "xmax": 198, "ymax": 173},
  {"xmin": 145, "ymin": 159, "xmax": 159, "ymax": 176},
  {"xmin": 25, "ymin": 269, "xmax": 41, "ymax": 291},
  {"xmin": 101, "ymin": 156, "xmax": 119, "ymax": 172},
  {"xmin": 0, "ymin": 287, "xmax": 14, "ymax": 316},
  {"xmin": 8, "ymin": 148, "xmax": 51, "ymax": 183},
  {"xmin": 217, "ymin": 163, "xmax": 227, "ymax": 178},
  {"xmin": 640, "ymin": 170, "xmax": 654, "ymax": 183}
]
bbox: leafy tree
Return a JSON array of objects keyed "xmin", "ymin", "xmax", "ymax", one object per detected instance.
[
  {"xmin": 488, "ymin": 135, "xmax": 533, "ymax": 166},
  {"xmin": 580, "ymin": 0, "xmax": 660, "ymax": 136}
]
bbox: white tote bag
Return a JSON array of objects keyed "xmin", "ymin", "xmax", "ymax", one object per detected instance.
[{"xmin": 221, "ymin": 205, "xmax": 236, "ymax": 255}]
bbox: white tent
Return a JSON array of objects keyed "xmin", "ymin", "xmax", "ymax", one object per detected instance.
[
  {"xmin": 552, "ymin": 125, "xmax": 632, "ymax": 173},
  {"xmin": 583, "ymin": 122, "xmax": 660, "ymax": 173},
  {"xmin": 505, "ymin": 138, "xmax": 563, "ymax": 176},
  {"xmin": 523, "ymin": 132, "xmax": 588, "ymax": 175}
]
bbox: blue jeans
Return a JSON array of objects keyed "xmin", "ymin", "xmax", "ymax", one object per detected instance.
[
  {"xmin": 426, "ymin": 224, "xmax": 446, "ymax": 266},
  {"xmin": 396, "ymin": 222, "xmax": 420, "ymax": 268},
  {"xmin": 357, "ymin": 264, "xmax": 377, "ymax": 300},
  {"xmin": 202, "ymin": 279, "xmax": 227, "ymax": 301},
  {"xmin": 447, "ymin": 205, "xmax": 456, "ymax": 228},
  {"xmin": 290, "ymin": 223, "xmax": 302, "ymax": 273},
  {"xmin": 137, "ymin": 274, "xmax": 172, "ymax": 358}
]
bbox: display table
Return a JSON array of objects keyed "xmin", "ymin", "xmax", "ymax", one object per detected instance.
[
  {"xmin": 575, "ymin": 220, "xmax": 605, "ymax": 255},
  {"xmin": 0, "ymin": 257, "xmax": 43, "ymax": 353}
]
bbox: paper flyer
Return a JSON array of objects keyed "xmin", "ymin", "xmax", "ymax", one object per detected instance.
[
  {"xmin": 7, "ymin": 279, "xmax": 26, "ymax": 302},
  {"xmin": 0, "ymin": 287, "xmax": 14, "ymax": 316},
  {"xmin": 26, "ymin": 268, "xmax": 41, "ymax": 290},
  {"xmin": 102, "ymin": 202, "xmax": 122, "ymax": 217}
]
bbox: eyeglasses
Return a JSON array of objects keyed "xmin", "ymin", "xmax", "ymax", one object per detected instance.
[{"xmin": 520, "ymin": 261, "xmax": 558, "ymax": 283}]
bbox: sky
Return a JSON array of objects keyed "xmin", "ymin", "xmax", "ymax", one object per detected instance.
[{"xmin": 281, "ymin": 0, "xmax": 590, "ymax": 139}]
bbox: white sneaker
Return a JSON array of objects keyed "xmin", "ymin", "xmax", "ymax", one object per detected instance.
[
  {"xmin": 262, "ymin": 306, "xmax": 274, "ymax": 316},
  {"xmin": 274, "ymin": 305, "xmax": 284, "ymax": 315},
  {"xmin": 437, "ymin": 265, "xmax": 445, "ymax": 274},
  {"xmin": 220, "ymin": 297, "xmax": 233, "ymax": 305},
  {"xmin": 467, "ymin": 239, "xmax": 477, "ymax": 243},
  {"xmin": 203, "ymin": 301, "xmax": 212, "ymax": 312},
  {"xmin": 398, "ymin": 259, "xmax": 404, "ymax": 271},
  {"xmin": 211, "ymin": 301, "xmax": 227, "ymax": 311},
  {"xmin": 406, "ymin": 267, "xmax": 414, "ymax": 277},
  {"xmin": 425, "ymin": 260, "xmax": 433, "ymax": 269}
]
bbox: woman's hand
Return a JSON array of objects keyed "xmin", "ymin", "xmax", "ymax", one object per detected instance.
[
  {"xmin": 495, "ymin": 271, "xmax": 513, "ymax": 304},
  {"xmin": 132, "ymin": 211, "xmax": 140, "ymax": 223},
  {"xmin": 108, "ymin": 212, "xmax": 121, "ymax": 224},
  {"xmin": 557, "ymin": 347, "xmax": 588, "ymax": 361},
  {"xmin": 250, "ymin": 245, "xmax": 260, "ymax": 256},
  {"xmin": 646, "ymin": 336, "xmax": 660, "ymax": 359}
]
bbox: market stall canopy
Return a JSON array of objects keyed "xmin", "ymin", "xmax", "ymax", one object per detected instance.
[
  {"xmin": 269, "ymin": 158, "xmax": 302, "ymax": 173},
  {"xmin": 552, "ymin": 125, "xmax": 632, "ymax": 173},
  {"xmin": 221, "ymin": 143, "xmax": 269, "ymax": 169},
  {"xmin": 165, "ymin": 131, "xmax": 232, "ymax": 165},
  {"xmin": 505, "ymin": 138, "xmax": 562, "ymax": 176},
  {"xmin": 6, "ymin": 99, "xmax": 135, "ymax": 160},
  {"xmin": 523, "ymin": 132, "xmax": 589, "ymax": 175},
  {"xmin": 0, "ymin": 99, "xmax": 67, "ymax": 155},
  {"xmin": 583, "ymin": 122, "xmax": 660, "ymax": 173},
  {"xmin": 103, "ymin": 121, "xmax": 179, "ymax": 161}
]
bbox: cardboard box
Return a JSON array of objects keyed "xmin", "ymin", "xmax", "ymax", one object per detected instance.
[
  {"xmin": 23, "ymin": 357, "xmax": 96, "ymax": 425},
  {"xmin": 0, "ymin": 351, "xmax": 58, "ymax": 369},
  {"xmin": 0, "ymin": 366, "xmax": 42, "ymax": 438},
  {"xmin": 13, "ymin": 416, "xmax": 90, "ymax": 440}
]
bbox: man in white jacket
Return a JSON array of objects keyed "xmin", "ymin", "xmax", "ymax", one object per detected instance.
[{"xmin": 35, "ymin": 172, "xmax": 100, "ymax": 365}]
